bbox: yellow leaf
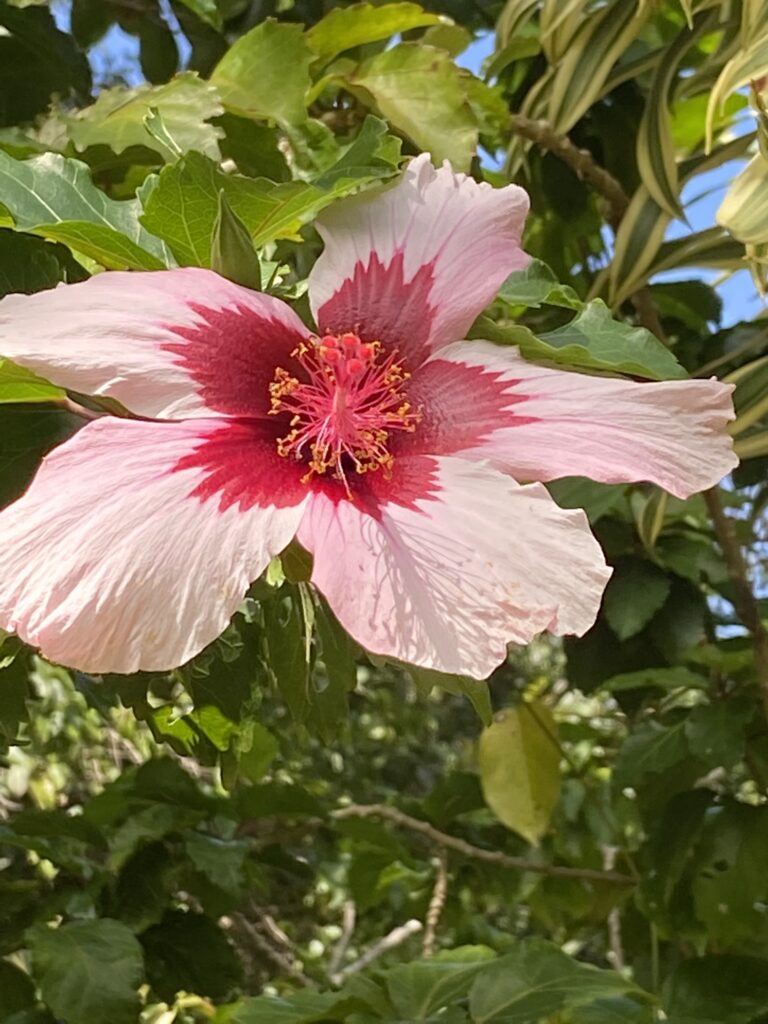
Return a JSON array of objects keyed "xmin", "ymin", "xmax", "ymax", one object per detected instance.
[{"xmin": 478, "ymin": 702, "xmax": 561, "ymax": 846}]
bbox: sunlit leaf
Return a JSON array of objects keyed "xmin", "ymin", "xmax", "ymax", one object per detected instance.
[
  {"xmin": 210, "ymin": 20, "xmax": 312, "ymax": 127},
  {"xmin": 307, "ymin": 2, "xmax": 441, "ymax": 60},
  {"xmin": 67, "ymin": 73, "xmax": 224, "ymax": 161},
  {"xmin": 0, "ymin": 151, "xmax": 169, "ymax": 270},
  {"xmin": 478, "ymin": 702, "xmax": 560, "ymax": 845},
  {"xmin": 346, "ymin": 43, "xmax": 477, "ymax": 171}
]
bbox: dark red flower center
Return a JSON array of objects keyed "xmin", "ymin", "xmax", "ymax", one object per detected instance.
[{"xmin": 269, "ymin": 331, "xmax": 421, "ymax": 490}]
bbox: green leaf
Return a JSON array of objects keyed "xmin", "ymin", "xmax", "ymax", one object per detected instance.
[
  {"xmin": 603, "ymin": 559, "xmax": 671, "ymax": 641},
  {"xmin": 142, "ymin": 121, "xmax": 398, "ymax": 267},
  {"xmin": 546, "ymin": 0, "xmax": 651, "ymax": 134},
  {"xmin": 263, "ymin": 593, "xmax": 309, "ymax": 723},
  {"xmin": 0, "ymin": 405, "xmax": 80, "ymax": 508},
  {"xmin": 29, "ymin": 919, "xmax": 144, "ymax": 1024},
  {"xmin": 311, "ymin": 598, "xmax": 357, "ymax": 740},
  {"xmin": 211, "ymin": 189, "xmax": 263, "ymax": 290},
  {"xmin": 210, "ymin": 20, "xmax": 312, "ymax": 127},
  {"xmin": 478, "ymin": 702, "xmax": 561, "ymax": 845},
  {"xmin": 469, "ymin": 939, "xmax": 642, "ymax": 1023},
  {"xmin": 690, "ymin": 804, "xmax": 768, "ymax": 946},
  {"xmin": 184, "ymin": 833, "xmax": 249, "ymax": 898},
  {"xmin": 232, "ymin": 721, "xmax": 280, "ymax": 784},
  {"xmin": 306, "ymin": 2, "xmax": 441, "ymax": 60},
  {"xmin": 568, "ymin": 997, "xmax": 655, "ymax": 1023},
  {"xmin": 684, "ymin": 700, "xmax": 750, "ymax": 771},
  {"xmin": 141, "ymin": 909, "xmax": 242, "ymax": 1001},
  {"xmin": 613, "ymin": 721, "xmax": 690, "ymax": 792},
  {"xmin": 70, "ymin": 0, "xmax": 113, "ymax": 48},
  {"xmin": 663, "ymin": 955, "xmax": 768, "ymax": 1024},
  {"xmin": 107, "ymin": 803, "xmax": 196, "ymax": 872},
  {"xmin": 717, "ymin": 153, "xmax": 768, "ymax": 246},
  {"xmin": 175, "ymin": 0, "xmax": 221, "ymax": 29},
  {"xmin": 0, "ymin": 359, "xmax": 63, "ymax": 404},
  {"xmin": 636, "ymin": 19, "xmax": 712, "ymax": 219},
  {"xmin": 138, "ymin": 15, "xmax": 178, "ymax": 85},
  {"xmin": 386, "ymin": 950, "xmax": 495, "ymax": 1020},
  {"xmin": 347, "ymin": 44, "xmax": 477, "ymax": 171},
  {"xmin": 0, "ymin": 3, "xmax": 90, "ymax": 125},
  {"xmin": 234, "ymin": 990, "xmax": 357, "ymax": 1024},
  {"xmin": 409, "ymin": 665, "xmax": 492, "ymax": 726},
  {"xmin": 0, "ymin": 960, "xmax": 36, "ymax": 1017},
  {"xmin": 470, "ymin": 302, "xmax": 687, "ymax": 382},
  {"xmin": 67, "ymin": 73, "xmax": 224, "ymax": 162},
  {"xmin": 498, "ymin": 259, "xmax": 582, "ymax": 310},
  {"xmin": 536, "ymin": 301, "xmax": 687, "ymax": 381},
  {"xmin": 601, "ymin": 667, "xmax": 707, "ymax": 693},
  {"xmin": 546, "ymin": 477, "xmax": 625, "ymax": 524},
  {"xmin": 0, "ymin": 151, "xmax": 169, "ymax": 270},
  {"xmin": 0, "ymin": 229, "xmax": 65, "ymax": 297}
]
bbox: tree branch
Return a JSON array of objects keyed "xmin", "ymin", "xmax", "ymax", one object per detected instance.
[
  {"xmin": 330, "ymin": 919, "xmax": 423, "ymax": 984},
  {"xmin": 331, "ymin": 805, "xmax": 634, "ymax": 886},
  {"xmin": 328, "ymin": 900, "xmax": 356, "ymax": 978},
  {"xmin": 510, "ymin": 114, "xmax": 629, "ymax": 228},
  {"xmin": 232, "ymin": 913, "xmax": 313, "ymax": 988},
  {"xmin": 422, "ymin": 848, "xmax": 449, "ymax": 957}
]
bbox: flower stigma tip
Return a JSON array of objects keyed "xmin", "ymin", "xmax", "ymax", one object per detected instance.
[{"xmin": 269, "ymin": 331, "xmax": 421, "ymax": 494}]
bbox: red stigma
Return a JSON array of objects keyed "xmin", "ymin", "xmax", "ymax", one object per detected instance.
[{"xmin": 269, "ymin": 331, "xmax": 421, "ymax": 491}]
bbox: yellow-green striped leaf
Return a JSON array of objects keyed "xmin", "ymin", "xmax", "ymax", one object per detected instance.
[
  {"xmin": 637, "ymin": 15, "xmax": 714, "ymax": 218},
  {"xmin": 706, "ymin": 26, "xmax": 768, "ymax": 148},
  {"xmin": 725, "ymin": 355, "xmax": 768, "ymax": 436},
  {"xmin": 547, "ymin": 0, "xmax": 650, "ymax": 134},
  {"xmin": 717, "ymin": 153, "xmax": 768, "ymax": 246},
  {"xmin": 735, "ymin": 430, "xmax": 768, "ymax": 459},
  {"xmin": 496, "ymin": 0, "xmax": 540, "ymax": 46},
  {"xmin": 539, "ymin": 0, "xmax": 588, "ymax": 62}
]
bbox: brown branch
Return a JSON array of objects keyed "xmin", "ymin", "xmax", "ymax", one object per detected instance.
[
  {"xmin": 704, "ymin": 488, "xmax": 768, "ymax": 720},
  {"xmin": 232, "ymin": 913, "xmax": 312, "ymax": 987},
  {"xmin": 422, "ymin": 848, "xmax": 449, "ymax": 957},
  {"xmin": 509, "ymin": 113, "xmax": 666, "ymax": 341},
  {"xmin": 328, "ymin": 900, "xmax": 356, "ymax": 978},
  {"xmin": 331, "ymin": 805, "xmax": 634, "ymax": 886},
  {"xmin": 330, "ymin": 919, "xmax": 423, "ymax": 984},
  {"xmin": 510, "ymin": 114, "xmax": 629, "ymax": 228}
]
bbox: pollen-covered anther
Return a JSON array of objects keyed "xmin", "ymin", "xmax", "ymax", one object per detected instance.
[{"xmin": 270, "ymin": 330, "xmax": 421, "ymax": 488}]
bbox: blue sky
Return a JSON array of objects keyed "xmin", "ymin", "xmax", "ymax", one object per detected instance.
[{"xmin": 52, "ymin": 3, "xmax": 761, "ymax": 328}]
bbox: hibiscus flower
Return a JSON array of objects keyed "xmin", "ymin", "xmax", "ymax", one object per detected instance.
[{"xmin": 0, "ymin": 155, "xmax": 736, "ymax": 679}]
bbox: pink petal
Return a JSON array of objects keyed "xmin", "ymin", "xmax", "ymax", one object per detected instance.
[
  {"xmin": 0, "ymin": 417, "xmax": 306, "ymax": 673},
  {"xmin": 298, "ymin": 456, "xmax": 610, "ymax": 678},
  {"xmin": 0, "ymin": 268, "xmax": 307, "ymax": 419},
  {"xmin": 398, "ymin": 342, "xmax": 738, "ymax": 499},
  {"xmin": 308, "ymin": 154, "xmax": 530, "ymax": 366}
]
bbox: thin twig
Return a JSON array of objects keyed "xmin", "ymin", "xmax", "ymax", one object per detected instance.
[
  {"xmin": 331, "ymin": 805, "xmax": 634, "ymax": 886},
  {"xmin": 704, "ymin": 488, "xmax": 768, "ymax": 721},
  {"xmin": 233, "ymin": 913, "xmax": 312, "ymax": 987},
  {"xmin": 422, "ymin": 848, "xmax": 449, "ymax": 957},
  {"xmin": 602, "ymin": 846, "xmax": 626, "ymax": 972},
  {"xmin": 331, "ymin": 920, "xmax": 423, "ymax": 984},
  {"xmin": 328, "ymin": 900, "xmax": 356, "ymax": 978}
]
